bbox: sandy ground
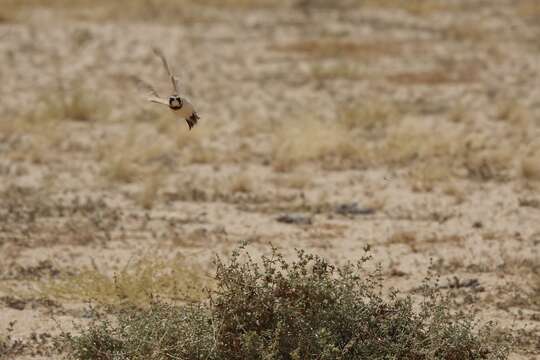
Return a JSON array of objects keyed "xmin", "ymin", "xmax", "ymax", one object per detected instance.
[{"xmin": 0, "ymin": 0, "xmax": 539, "ymax": 358}]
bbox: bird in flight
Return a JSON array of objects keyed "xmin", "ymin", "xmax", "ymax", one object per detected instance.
[{"xmin": 136, "ymin": 48, "xmax": 199, "ymax": 130}]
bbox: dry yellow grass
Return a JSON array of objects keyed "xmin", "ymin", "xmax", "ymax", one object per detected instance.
[
  {"xmin": 496, "ymin": 100, "xmax": 530, "ymax": 126},
  {"xmin": 1, "ymin": 1, "xmax": 539, "ymax": 357},
  {"xmin": 137, "ymin": 172, "xmax": 164, "ymax": 209},
  {"xmin": 188, "ymin": 143, "xmax": 218, "ymax": 164},
  {"xmin": 38, "ymin": 257, "xmax": 209, "ymax": 306},
  {"xmin": 361, "ymin": 117, "xmax": 527, "ymax": 184},
  {"xmin": 521, "ymin": 154, "xmax": 540, "ymax": 181},
  {"xmin": 372, "ymin": 126, "xmax": 452, "ymax": 165},
  {"xmin": 409, "ymin": 160, "xmax": 455, "ymax": 188},
  {"xmin": 271, "ymin": 116, "xmax": 365, "ymax": 172},
  {"xmin": 272, "ymin": 172, "xmax": 311, "ymax": 190},
  {"xmin": 98, "ymin": 126, "xmax": 175, "ymax": 184},
  {"xmin": 102, "ymin": 155, "xmax": 141, "ymax": 183},
  {"xmin": 4, "ymin": 119, "xmax": 66, "ymax": 164},
  {"xmin": 447, "ymin": 103, "xmax": 470, "ymax": 123},
  {"xmin": 464, "ymin": 147, "xmax": 514, "ymax": 181},
  {"xmin": 26, "ymin": 72, "xmax": 111, "ymax": 122},
  {"xmin": 442, "ymin": 181, "xmax": 467, "ymax": 204},
  {"xmin": 339, "ymin": 100, "xmax": 399, "ymax": 132},
  {"xmin": 227, "ymin": 173, "xmax": 254, "ymax": 194}
]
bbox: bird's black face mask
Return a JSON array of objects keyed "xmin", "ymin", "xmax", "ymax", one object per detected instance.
[{"xmin": 168, "ymin": 95, "xmax": 183, "ymax": 110}]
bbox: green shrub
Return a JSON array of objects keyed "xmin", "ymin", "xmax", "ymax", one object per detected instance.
[{"xmin": 68, "ymin": 246, "xmax": 511, "ymax": 359}]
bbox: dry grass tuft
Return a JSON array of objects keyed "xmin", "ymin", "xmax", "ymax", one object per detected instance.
[
  {"xmin": 496, "ymin": 100, "xmax": 530, "ymax": 126},
  {"xmin": 339, "ymin": 100, "xmax": 399, "ymax": 132},
  {"xmin": 272, "ymin": 172, "xmax": 312, "ymax": 190},
  {"xmin": 448, "ymin": 103, "xmax": 470, "ymax": 123},
  {"xmin": 372, "ymin": 125, "xmax": 454, "ymax": 165},
  {"xmin": 102, "ymin": 156, "xmax": 141, "ymax": 184},
  {"xmin": 137, "ymin": 172, "xmax": 164, "ymax": 209},
  {"xmin": 464, "ymin": 148, "xmax": 514, "ymax": 182},
  {"xmin": 227, "ymin": 173, "xmax": 254, "ymax": 194},
  {"xmin": 366, "ymin": 120, "xmax": 523, "ymax": 183},
  {"xmin": 521, "ymin": 154, "xmax": 540, "ymax": 181},
  {"xmin": 4, "ymin": 98, "xmax": 100, "ymax": 163},
  {"xmin": 271, "ymin": 116, "xmax": 365, "ymax": 172},
  {"xmin": 98, "ymin": 127, "xmax": 174, "ymax": 184},
  {"xmin": 27, "ymin": 81, "xmax": 110, "ymax": 123},
  {"xmin": 188, "ymin": 143, "xmax": 218, "ymax": 164},
  {"xmin": 39, "ymin": 257, "xmax": 209, "ymax": 306},
  {"xmin": 409, "ymin": 160, "xmax": 454, "ymax": 188}
]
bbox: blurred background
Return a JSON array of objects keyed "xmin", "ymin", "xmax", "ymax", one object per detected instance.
[{"xmin": 0, "ymin": 0, "xmax": 539, "ymax": 358}]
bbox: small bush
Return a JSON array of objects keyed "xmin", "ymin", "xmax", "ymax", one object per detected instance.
[
  {"xmin": 0, "ymin": 321, "xmax": 24, "ymax": 359},
  {"xmin": 68, "ymin": 246, "xmax": 511, "ymax": 359}
]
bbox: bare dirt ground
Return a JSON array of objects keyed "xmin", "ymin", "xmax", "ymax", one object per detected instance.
[{"xmin": 0, "ymin": 0, "xmax": 539, "ymax": 358}]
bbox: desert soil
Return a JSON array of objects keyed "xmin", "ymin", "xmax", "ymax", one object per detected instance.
[{"xmin": 0, "ymin": 0, "xmax": 539, "ymax": 358}]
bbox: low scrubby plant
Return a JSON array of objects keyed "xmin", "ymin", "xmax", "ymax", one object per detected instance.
[{"xmin": 68, "ymin": 245, "xmax": 511, "ymax": 359}]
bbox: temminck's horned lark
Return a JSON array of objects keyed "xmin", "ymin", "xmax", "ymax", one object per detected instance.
[{"xmin": 137, "ymin": 48, "xmax": 199, "ymax": 130}]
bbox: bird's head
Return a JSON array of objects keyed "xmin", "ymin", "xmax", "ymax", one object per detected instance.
[{"xmin": 168, "ymin": 95, "xmax": 183, "ymax": 110}]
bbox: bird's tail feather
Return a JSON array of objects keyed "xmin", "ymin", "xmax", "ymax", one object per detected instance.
[{"xmin": 186, "ymin": 112, "xmax": 200, "ymax": 130}]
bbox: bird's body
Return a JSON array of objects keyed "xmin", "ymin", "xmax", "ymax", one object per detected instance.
[
  {"xmin": 169, "ymin": 96, "xmax": 199, "ymax": 129},
  {"xmin": 136, "ymin": 49, "xmax": 199, "ymax": 130}
]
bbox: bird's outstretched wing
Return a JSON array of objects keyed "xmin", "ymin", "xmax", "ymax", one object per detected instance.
[
  {"xmin": 132, "ymin": 76, "xmax": 160, "ymax": 98},
  {"xmin": 148, "ymin": 96, "xmax": 169, "ymax": 106},
  {"xmin": 132, "ymin": 76, "xmax": 169, "ymax": 106},
  {"xmin": 153, "ymin": 47, "xmax": 180, "ymax": 96}
]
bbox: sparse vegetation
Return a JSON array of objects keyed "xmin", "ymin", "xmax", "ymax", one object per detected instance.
[
  {"xmin": 227, "ymin": 173, "xmax": 254, "ymax": 193},
  {"xmin": 309, "ymin": 62, "xmax": 365, "ymax": 81},
  {"xmin": 517, "ymin": 0, "xmax": 540, "ymax": 23},
  {"xmin": 68, "ymin": 246, "xmax": 511, "ymax": 359},
  {"xmin": 271, "ymin": 117, "xmax": 366, "ymax": 172},
  {"xmin": 362, "ymin": 0, "xmax": 448, "ymax": 15},
  {"xmin": 1, "ymin": 0, "xmax": 538, "ymax": 358},
  {"xmin": 1, "ymin": 0, "xmax": 286, "ymax": 22},
  {"xmin": 40, "ymin": 258, "xmax": 208, "ymax": 307},
  {"xmin": 136, "ymin": 173, "xmax": 163, "ymax": 209},
  {"xmin": 102, "ymin": 155, "xmax": 141, "ymax": 183},
  {"xmin": 339, "ymin": 100, "xmax": 399, "ymax": 132},
  {"xmin": 0, "ymin": 322, "xmax": 23, "ymax": 360},
  {"xmin": 272, "ymin": 39, "xmax": 403, "ymax": 60},
  {"xmin": 21, "ymin": 77, "xmax": 111, "ymax": 124},
  {"xmin": 521, "ymin": 154, "xmax": 540, "ymax": 181}
]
